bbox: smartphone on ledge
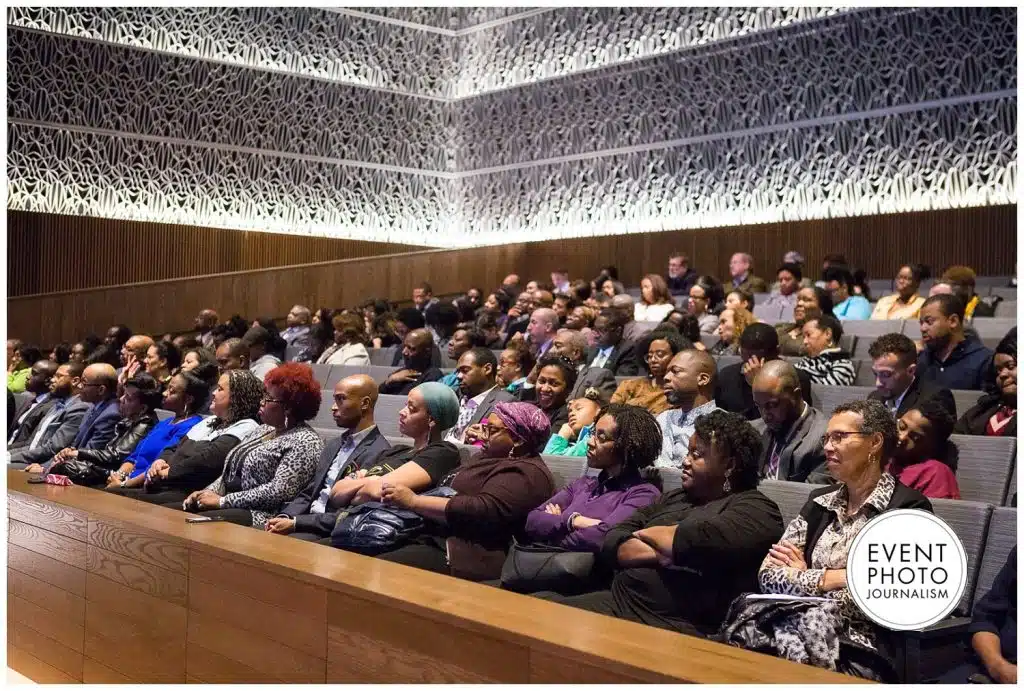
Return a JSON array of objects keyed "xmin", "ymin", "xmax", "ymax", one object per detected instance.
[{"xmin": 186, "ymin": 516, "xmax": 227, "ymax": 523}]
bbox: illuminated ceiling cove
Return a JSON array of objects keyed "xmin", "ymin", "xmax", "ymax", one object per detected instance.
[{"xmin": 6, "ymin": 7, "xmax": 1017, "ymax": 246}]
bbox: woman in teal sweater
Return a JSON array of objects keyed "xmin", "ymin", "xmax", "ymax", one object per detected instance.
[{"xmin": 542, "ymin": 387, "xmax": 608, "ymax": 456}]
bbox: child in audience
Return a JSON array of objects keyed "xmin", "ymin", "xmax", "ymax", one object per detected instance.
[
  {"xmin": 542, "ymin": 387, "xmax": 606, "ymax": 456},
  {"xmin": 889, "ymin": 399, "xmax": 961, "ymax": 499}
]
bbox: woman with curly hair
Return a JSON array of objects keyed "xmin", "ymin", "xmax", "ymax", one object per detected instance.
[
  {"xmin": 612, "ymin": 328, "xmax": 693, "ymax": 415},
  {"xmin": 316, "ymin": 312, "xmax": 370, "ymax": 365},
  {"xmin": 179, "ymin": 363, "xmax": 324, "ymax": 527},
  {"xmin": 541, "ymin": 409, "xmax": 783, "ymax": 637},
  {"xmin": 710, "ymin": 306, "xmax": 757, "ymax": 356}
]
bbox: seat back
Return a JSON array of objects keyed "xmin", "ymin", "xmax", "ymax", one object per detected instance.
[
  {"xmin": 1005, "ymin": 463, "xmax": 1016, "ymax": 506},
  {"xmin": 753, "ymin": 303, "xmax": 783, "ymax": 321},
  {"xmin": 325, "ymin": 364, "xmax": 375, "ymax": 389},
  {"xmin": 757, "ymin": 480, "xmax": 816, "ymax": 526},
  {"xmin": 313, "ymin": 391, "xmax": 339, "ymax": 428},
  {"xmin": 715, "ymin": 355, "xmax": 742, "ymax": 370},
  {"xmin": 950, "ymin": 389, "xmax": 982, "ymax": 418},
  {"xmin": 839, "ymin": 333, "xmax": 857, "ymax": 354},
  {"xmin": 374, "ymin": 394, "xmax": 408, "ymax": 438},
  {"xmin": 844, "ymin": 321, "xmax": 903, "ymax": 358},
  {"xmin": 930, "ymin": 498, "xmax": 992, "ymax": 615},
  {"xmin": 951, "ymin": 435, "xmax": 1016, "ymax": 505},
  {"xmin": 971, "ymin": 318, "xmax": 1017, "ymax": 339},
  {"xmin": 854, "ymin": 360, "xmax": 878, "ymax": 387},
  {"xmin": 700, "ymin": 334, "xmax": 718, "ymax": 349},
  {"xmin": 541, "ymin": 454, "xmax": 588, "ymax": 489},
  {"xmin": 902, "ymin": 321, "xmax": 922, "ymax": 340},
  {"xmin": 811, "ymin": 385, "xmax": 874, "ymax": 415},
  {"xmin": 155, "ymin": 408, "xmax": 173, "ymax": 421},
  {"xmin": 973, "ymin": 507, "xmax": 1016, "ymax": 610},
  {"xmin": 993, "ymin": 300, "xmax": 1016, "ymax": 317},
  {"xmin": 368, "ymin": 347, "xmax": 397, "ymax": 366},
  {"xmin": 311, "ymin": 364, "xmax": 333, "ymax": 387},
  {"xmin": 660, "ymin": 468, "xmax": 683, "ymax": 493}
]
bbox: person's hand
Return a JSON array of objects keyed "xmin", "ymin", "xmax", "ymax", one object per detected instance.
[
  {"xmin": 388, "ymin": 369, "xmax": 420, "ymax": 384},
  {"xmin": 380, "ymin": 482, "xmax": 416, "ymax": 509},
  {"xmin": 463, "ymin": 423, "xmax": 486, "ymax": 446},
  {"xmin": 768, "ymin": 541, "xmax": 807, "ymax": 571},
  {"xmin": 741, "ymin": 356, "xmax": 766, "ymax": 384},
  {"xmin": 989, "ymin": 659, "xmax": 1017, "ymax": 685},
  {"xmin": 544, "ymin": 503, "xmax": 562, "ymax": 515},
  {"xmin": 571, "ymin": 515, "xmax": 601, "ymax": 530},
  {"xmin": 633, "ymin": 525, "xmax": 677, "ymax": 559},
  {"xmin": 265, "ymin": 517, "xmax": 296, "ymax": 535},
  {"xmin": 105, "ymin": 472, "xmax": 122, "ymax": 489},
  {"xmin": 24, "ymin": 463, "xmax": 44, "ymax": 474},
  {"xmin": 345, "ymin": 469, "xmax": 368, "ymax": 480},
  {"xmin": 372, "ymin": 338, "xmax": 383, "ymax": 348},
  {"xmin": 557, "ymin": 423, "xmax": 575, "ymax": 440},
  {"xmin": 507, "ymin": 307, "xmax": 522, "ymax": 320},
  {"xmin": 147, "ymin": 459, "xmax": 170, "ymax": 483},
  {"xmin": 53, "ymin": 448, "xmax": 77, "ymax": 463},
  {"xmin": 507, "ymin": 332, "xmax": 525, "ymax": 346},
  {"xmin": 184, "ymin": 489, "xmax": 222, "ymax": 511}
]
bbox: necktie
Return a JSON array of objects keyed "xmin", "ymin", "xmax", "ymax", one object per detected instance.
[
  {"xmin": 765, "ymin": 440, "xmax": 781, "ymax": 479},
  {"xmin": 593, "ymin": 348, "xmax": 612, "ymax": 369},
  {"xmin": 29, "ymin": 399, "xmax": 67, "ymax": 450},
  {"xmin": 448, "ymin": 398, "xmax": 479, "ymax": 442}
]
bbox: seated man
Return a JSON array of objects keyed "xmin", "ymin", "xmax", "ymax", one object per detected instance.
[
  {"xmin": 439, "ymin": 327, "xmax": 487, "ymax": 389},
  {"xmin": 729, "ymin": 252, "xmax": 768, "ymax": 294},
  {"xmin": 266, "ymin": 375, "xmax": 391, "ymax": 541},
  {"xmin": 586, "ymin": 309, "xmax": 641, "ymax": 376},
  {"xmin": 497, "ymin": 344, "xmax": 535, "ymax": 395},
  {"xmin": 8, "ymin": 359, "xmax": 57, "ymax": 448},
  {"xmin": 444, "ymin": 348, "xmax": 515, "ymax": 443},
  {"xmin": 715, "ymin": 324, "xmax": 812, "ymax": 420},
  {"xmin": 380, "ymin": 329, "xmax": 444, "ymax": 396},
  {"xmin": 214, "ymin": 337, "xmax": 249, "ymax": 374},
  {"xmin": 525, "ymin": 308, "xmax": 559, "ymax": 359},
  {"xmin": 281, "ymin": 304, "xmax": 314, "ymax": 358},
  {"xmin": 750, "ymin": 361, "xmax": 830, "ymax": 483},
  {"xmin": 519, "ymin": 329, "xmax": 616, "ymax": 401},
  {"xmin": 243, "ymin": 326, "xmax": 282, "ymax": 382},
  {"xmin": 118, "ymin": 334, "xmax": 154, "ymax": 389},
  {"xmin": 918, "ymin": 295, "xmax": 994, "ymax": 390},
  {"xmin": 655, "ymin": 350, "xmax": 720, "ymax": 468},
  {"xmin": 194, "ymin": 309, "xmax": 220, "ymax": 349},
  {"xmin": 867, "ymin": 333, "xmax": 955, "ymax": 418},
  {"xmin": 9, "ymin": 362, "xmax": 91, "ymax": 467}
]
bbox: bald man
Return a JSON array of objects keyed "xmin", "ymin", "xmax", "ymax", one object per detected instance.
[
  {"xmin": 750, "ymin": 361, "xmax": 830, "ymax": 483},
  {"xmin": 380, "ymin": 329, "xmax": 443, "ymax": 396},
  {"xmin": 654, "ymin": 350, "xmax": 720, "ymax": 468},
  {"xmin": 526, "ymin": 308, "xmax": 560, "ymax": 358},
  {"xmin": 119, "ymin": 334, "xmax": 155, "ymax": 388},
  {"xmin": 195, "ymin": 309, "xmax": 220, "ymax": 349},
  {"xmin": 268, "ymin": 374, "xmax": 392, "ymax": 540},
  {"xmin": 609, "ymin": 294, "xmax": 644, "ymax": 343},
  {"xmin": 282, "ymin": 305, "xmax": 314, "ymax": 359}
]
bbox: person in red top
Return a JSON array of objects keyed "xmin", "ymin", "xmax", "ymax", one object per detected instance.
[{"xmin": 889, "ymin": 398, "xmax": 961, "ymax": 499}]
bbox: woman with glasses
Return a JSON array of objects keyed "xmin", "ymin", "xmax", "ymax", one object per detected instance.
[
  {"xmin": 687, "ymin": 277, "xmax": 722, "ymax": 335},
  {"xmin": 719, "ymin": 399, "xmax": 931, "ymax": 681},
  {"xmin": 178, "ymin": 363, "xmax": 324, "ymax": 527},
  {"xmin": 376, "ymin": 401, "xmax": 556, "ymax": 582},
  {"xmin": 611, "ymin": 328, "xmax": 692, "ymax": 415}
]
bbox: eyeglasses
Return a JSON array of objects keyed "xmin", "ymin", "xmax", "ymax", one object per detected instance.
[
  {"xmin": 820, "ymin": 431, "xmax": 872, "ymax": 447},
  {"xmin": 261, "ymin": 395, "xmax": 283, "ymax": 404}
]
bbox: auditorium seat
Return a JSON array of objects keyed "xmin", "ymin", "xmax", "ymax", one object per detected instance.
[
  {"xmin": 1005, "ymin": 464, "xmax": 1016, "ymax": 506},
  {"xmin": 993, "ymin": 300, "xmax": 1016, "ymax": 317},
  {"xmin": 325, "ymin": 364, "xmax": 375, "ymax": 389},
  {"xmin": 989, "ymin": 286, "xmax": 1016, "ymax": 300},
  {"xmin": 700, "ymin": 334, "xmax": 718, "ymax": 349},
  {"xmin": 843, "ymin": 320, "xmax": 903, "ymax": 357},
  {"xmin": 853, "ymin": 360, "xmax": 877, "ymax": 387},
  {"xmin": 284, "ymin": 343, "xmax": 301, "ymax": 362},
  {"xmin": 373, "ymin": 394, "xmax": 407, "ymax": 437},
  {"xmin": 368, "ymin": 347, "xmax": 397, "ymax": 366},
  {"xmin": 973, "ymin": 506, "xmax": 1016, "ymax": 609},
  {"xmin": 950, "ymin": 435, "xmax": 1016, "ymax": 506},
  {"xmin": 971, "ymin": 317, "xmax": 1017, "ymax": 339},
  {"xmin": 811, "ymin": 385, "xmax": 875, "ymax": 415},
  {"xmin": 716, "ymin": 355, "xmax": 742, "ymax": 370},
  {"xmin": 311, "ymin": 363, "xmax": 333, "ymax": 387},
  {"xmin": 929, "ymin": 498, "xmax": 993, "ymax": 615},
  {"xmin": 673, "ymin": 295, "xmax": 688, "ymax": 309},
  {"xmin": 757, "ymin": 479, "xmax": 815, "ymax": 525},
  {"xmin": 950, "ymin": 389, "xmax": 982, "ymax": 416},
  {"xmin": 902, "ymin": 321, "xmax": 922, "ymax": 340},
  {"xmin": 660, "ymin": 467, "xmax": 683, "ymax": 492},
  {"xmin": 540, "ymin": 454, "xmax": 587, "ymax": 490},
  {"xmin": 753, "ymin": 303, "xmax": 783, "ymax": 321}
]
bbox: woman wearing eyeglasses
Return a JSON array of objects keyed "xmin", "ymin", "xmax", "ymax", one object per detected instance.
[
  {"xmin": 376, "ymin": 401, "xmax": 556, "ymax": 582},
  {"xmin": 687, "ymin": 276, "xmax": 722, "ymax": 335},
  {"xmin": 177, "ymin": 363, "xmax": 324, "ymax": 527},
  {"xmin": 611, "ymin": 328, "xmax": 692, "ymax": 416},
  {"xmin": 719, "ymin": 399, "xmax": 931, "ymax": 681}
]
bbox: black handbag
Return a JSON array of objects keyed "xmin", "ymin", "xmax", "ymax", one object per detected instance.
[
  {"xmin": 330, "ymin": 486, "xmax": 457, "ymax": 555},
  {"xmin": 48, "ymin": 458, "xmax": 111, "ymax": 487},
  {"xmin": 499, "ymin": 538, "xmax": 596, "ymax": 594}
]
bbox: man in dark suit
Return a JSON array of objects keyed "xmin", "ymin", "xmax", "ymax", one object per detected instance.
[
  {"xmin": 715, "ymin": 324, "xmax": 812, "ymax": 420},
  {"xmin": 8, "ymin": 359, "xmax": 57, "ymax": 448},
  {"xmin": 444, "ymin": 348, "xmax": 515, "ymax": 443},
  {"xmin": 266, "ymin": 374, "xmax": 391, "ymax": 541},
  {"xmin": 379, "ymin": 329, "xmax": 443, "ymax": 396},
  {"xmin": 9, "ymin": 362, "xmax": 91, "ymax": 467},
  {"xmin": 750, "ymin": 361, "xmax": 830, "ymax": 484},
  {"xmin": 586, "ymin": 309, "xmax": 641, "ymax": 376},
  {"xmin": 867, "ymin": 333, "xmax": 956, "ymax": 418},
  {"xmin": 666, "ymin": 252, "xmax": 698, "ymax": 296}
]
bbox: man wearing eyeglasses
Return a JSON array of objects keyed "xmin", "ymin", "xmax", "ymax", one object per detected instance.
[{"xmin": 9, "ymin": 362, "xmax": 90, "ymax": 467}]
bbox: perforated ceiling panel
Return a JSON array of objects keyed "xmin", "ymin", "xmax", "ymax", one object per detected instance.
[{"xmin": 6, "ymin": 6, "xmax": 1016, "ymax": 246}]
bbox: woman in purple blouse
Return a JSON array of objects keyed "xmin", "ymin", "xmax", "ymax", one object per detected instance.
[{"xmin": 525, "ymin": 404, "xmax": 662, "ymax": 553}]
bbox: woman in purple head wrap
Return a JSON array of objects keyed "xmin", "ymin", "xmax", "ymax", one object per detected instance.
[{"xmin": 378, "ymin": 401, "xmax": 557, "ymax": 582}]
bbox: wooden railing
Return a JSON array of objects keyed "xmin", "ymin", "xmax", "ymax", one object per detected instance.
[{"xmin": 7, "ymin": 471, "xmax": 857, "ymax": 684}]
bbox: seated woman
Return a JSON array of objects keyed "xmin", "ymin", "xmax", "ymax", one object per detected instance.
[
  {"xmin": 889, "ymin": 399, "xmax": 961, "ymax": 499},
  {"xmin": 687, "ymin": 276, "xmax": 722, "ymax": 335},
  {"xmin": 482, "ymin": 291, "xmax": 512, "ymax": 330},
  {"xmin": 107, "ymin": 369, "xmax": 263, "ymax": 505},
  {"xmin": 871, "ymin": 263, "xmax": 928, "ymax": 320},
  {"xmin": 110, "ymin": 372, "xmax": 208, "ymax": 490},
  {"xmin": 776, "ymin": 286, "xmax": 834, "ymax": 356},
  {"xmin": 29, "ymin": 373, "xmax": 162, "ymax": 484},
  {"xmin": 725, "ymin": 290, "xmax": 756, "ymax": 314},
  {"xmin": 564, "ymin": 305, "xmax": 598, "ymax": 348},
  {"xmin": 634, "ymin": 275, "xmax": 675, "ymax": 323},
  {"xmin": 376, "ymin": 402, "xmax": 556, "ymax": 582},
  {"xmin": 179, "ymin": 364, "xmax": 324, "ymax": 527},
  {"xmin": 7, "ymin": 343, "xmax": 41, "ymax": 394},
  {"xmin": 709, "ymin": 307, "xmax": 756, "ymax": 356},
  {"xmin": 497, "ymin": 343, "xmax": 535, "ymax": 395},
  {"xmin": 662, "ymin": 311, "xmax": 705, "ymax": 350},
  {"xmin": 323, "ymin": 382, "xmax": 461, "ymax": 514},
  {"xmin": 542, "ymin": 387, "xmax": 607, "ymax": 456},
  {"xmin": 541, "ymin": 410, "xmax": 782, "ymax": 636},
  {"xmin": 144, "ymin": 341, "xmax": 180, "ymax": 391},
  {"xmin": 611, "ymin": 328, "xmax": 691, "ymax": 415},
  {"xmin": 370, "ymin": 312, "xmax": 403, "ymax": 349},
  {"xmin": 719, "ymin": 400, "xmax": 931, "ymax": 681},
  {"xmin": 955, "ymin": 328, "xmax": 1016, "ymax": 436},
  {"xmin": 519, "ymin": 355, "xmax": 577, "ymax": 434},
  {"xmin": 793, "ymin": 314, "xmax": 856, "ymax": 386},
  {"xmin": 526, "ymin": 405, "xmax": 662, "ymax": 555},
  {"xmin": 316, "ymin": 312, "xmax": 370, "ymax": 365},
  {"xmin": 179, "ymin": 347, "xmax": 214, "ymax": 376}
]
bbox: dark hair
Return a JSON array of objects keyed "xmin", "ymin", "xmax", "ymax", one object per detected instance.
[
  {"xmin": 901, "ymin": 263, "xmax": 930, "ymax": 284},
  {"xmin": 822, "ymin": 266, "xmax": 854, "ymax": 288},
  {"xmin": 84, "ymin": 344, "xmax": 121, "ymax": 368},
  {"xmin": 331, "ymin": 312, "xmax": 366, "ymax": 344},
  {"xmin": 823, "ymin": 253, "xmax": 847, "ymax": 265},
  {"xmin": 867, "ymin": 333, "xmax": 917, "ymax": 368},
  {"xmin": 175, "ymin": 371, "xmax": 213, "ymax": 413},
  {"xmin": 242, "ymin": 326, "xmax": 273, "ymax": 349},
  {"xmin": 123, "ymin": 372, "xmax": 164, "ymax": 411},
  {"xmin": 108, "ymin": 325, "xmax": 133, "ymax": 349},
  {"xmin": 809, "ymin": 314, "xmax": 844, "ymax": 347},
  {"xmin": 778, "ymin": 263, "xmax": 803, "ymax": 282},
  {"xmin": 570, "ymin": 279, "xmax": 592, "ymax": 302},
  {"xmin": 995, "ymin": 327, "xmax": 1017, "ymax": 359},
  {"xmin": 264, "ymin": 362, "xmax": 321, "ymax": 424},
  {"xmin": 852, "ymin": 268, "xmax": 872, "ymax": 302},
  {"xmin": 536, "ymin": 354, "xmax": 579, "ymax": 394},
  {"xmin": 453, "ymin": 297, "xmax": 478, "ymax": 323},
  {"xmin": 738, "ymin": 323, "xmax": 780, "ymax": 353},
  {"xmin": 214, "ymin": 369, "xmax": 264, "ymax": 428},
  {"xmin": 475, "ymin": 312, "xmax": 500, "ymax": 332},
  {"xmin": 693, "ymin": 275, "xmax": 724, "ymax": 310},
  {"xmin": 190, "ymin": 361, "xmax": 219, "ymax": 387},
  {"xmin": 82, "ymin": 335, "xmax": 103, "ymax": 356},
  {"xmin": 464, "ymin": 346, "xmax": 498, "ymax": 372},
  {"xmin": 923, "ymin": 294, "xmax": 966, "ymax": 321},
  {"xmin": 415, "ymin": 281, "xmax": 433, "ymax": 295},
  {"xmin": 17, "ymin": 344, "xmax": 42, "ymax": 369},
  {"xmin": 596, "ymin": 404, "xmax": 664, "ymax": 489},
  {"xmin": 505, "ymin": 343, "xmax": 536, "ymax": 375},
  {"xmin": 727, "ymin": 289, "xmax": 755, "ymax": 312},
  {"xmin": 225, "ymin": 316, "xmax": 250, "ymax": 339},
  {"xmin": 457, "ymin": 328, "xmax": 488, "ymax": 349},
  {"xmin": 801, "ymin": 286, "xmax": 835, "ymax": 318},
  {"xmin": 692, "ymin": 410, "xmax": 762, "ymax": 494},
  {"xmin": 832, "ymin": 399, "xmax": 899, "ymax": 461},
  {"xmin": 65, "ymin": 361, "xmax": 87, "ymax": 379},
  {"xmin": 596, "ymin": 307, "xmax": 629, "ymax": 331},
  {"xmin": 150, "ymin": 341, "xmax": 181, "ymax": 372},
  {"xmin": 910, "ymin": 398, "xmax": 959, "ymax": 471},
  {"xmin": 50, "ymin": 342, "xmax": 72, "ymax": 365},
  {"xmin": 488, "ymin": 291, "xmax": 512, "ymax": 313},
  {"xmin": 396, "ymin": 307, "xmax": 426, "ymax": 332},
  {"xmin": 554, "ymin": 292, "xmax": 576, "ymax": 308},
  {"xmin": 662, "ymin": 310, "xmax": 702, "ymax": 343},
  {"xmin": 637, "ymin": 328, "xmax": 692, "ymax": 373},
  {"xmin": 601, "ymin": 265, "xmax": 619, "ymax": 281},
  {"xmin": 426, "ymin": 301, "xmax": 461, "ymax": 338}
]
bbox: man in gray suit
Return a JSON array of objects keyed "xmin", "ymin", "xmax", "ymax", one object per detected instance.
[
  {"xmin": 266, "ymin": 374, "xmax": 391, "ymax": 540},
  {"xmin": 10, "ymin": 362, "xmax": 91, "ymax": 468},
  {"xmin": 750, "ymin": 361, "xmax": 830, "ymax": 484},
  {"xmin": 519, "ymin": 329, "xmax": 617, "ymax": 403},
  {"xmin": 8, "ymin": 359, "xmax": 58, "ymax": 449},
  {"xmin": 445, "ymin": 348, "xmax": 515, "ymax": 443}
]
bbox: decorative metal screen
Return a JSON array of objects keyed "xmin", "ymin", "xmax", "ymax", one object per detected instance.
[{"xmin": 7, "ymin": 6, "xmax": 1016, "ymax": 247}]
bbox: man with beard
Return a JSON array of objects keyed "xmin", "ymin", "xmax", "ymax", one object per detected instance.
[
  {"xmin": 654, "ymin": 350, "xmax": 719, "ymax": 469},
  {"xmin": 917, "ymin": 295, "xmax": 993, "ymax": 390},
  {"xmin": 444, "ymin": 348, "xmax": 514, "ymax": 443},
  {"xmin": 379, "ymin": 329, "xmax": 444, "ymax": 396}
]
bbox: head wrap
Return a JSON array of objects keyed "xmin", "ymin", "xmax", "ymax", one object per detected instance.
[
  {"xmin": 412, "ymin": 382, "xmax": 460, "ymax": 431},
  {"xmin": 491, "ymin": 401, "xmax": 550, "ymax": 457}
]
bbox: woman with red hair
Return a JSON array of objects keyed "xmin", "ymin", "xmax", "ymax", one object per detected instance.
[{"xmin": 181, "ymin": 362, "xmax": 324, "ymax": 527}]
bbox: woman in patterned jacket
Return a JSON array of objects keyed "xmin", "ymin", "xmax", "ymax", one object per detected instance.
[
  {"xmin": 181, "ymin": 363, "xmax": 324, "ymax": 528},
  {"xmin": 793, "ymin": 314, "xmax": 857, "ymax": 386}
]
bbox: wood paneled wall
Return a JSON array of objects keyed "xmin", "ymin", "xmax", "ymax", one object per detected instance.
[
  {"xmin": 7, "ymin": 211, "xmax": 424, "ymax": 297},
  {"xmin": 8, "ymin": 205, "xmax": 1015, "ymax": 346}
]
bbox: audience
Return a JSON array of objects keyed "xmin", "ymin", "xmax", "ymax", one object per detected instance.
[
  {"xmin": 377, "ymin": 401, "xmax": 556, "ymax": 582},
  {"xmin": 242, "ymin": 326, "xmax": 282, "ymax": 382},
  {"xmin": 709, "ymin": 306, "xmax": 755, "ymax": 356},
  {"xmin": 439, "ymin": 327, "xmax": 487, "ymax": 388},
  {"xmin": 890, "ymin": 399, "xmax": 961, "ymax": 498},
  {"xmin": 281, "ymin": 304, "xmax": 314, "ymax": 357},
  {"xmin": 541, "ymin": 329, "xmax": 616, "ymax": 400},
  {"xmin": 7, "ymin": 341, "xmax": 41, "ymax": 393},
  {"xmin": 824, "ymin": 266, "xmax": 872, "ymax": 320},
  {"xmin": 214, "ymin": 338, "xmax": 249, "ymax": 374},
  {"xmin": 794, "ymin": 315, "xmax": 856, "ymax": 386},
  {"xmin": 867, "ymin": 333, "xmax": 955, "ymax": 418},
  {"xmin": 9, "ymin": 362, "xmax": 89, "ymax": 466},
  {"xmin": 64, "ymin": 363, "xmax": 122, "ymax": 451},
  {"xmin": 316, "ymin": 312, "xmax": 371, "ymax": 366},
  {"xmin": 655, "ymin": 349, "xmax": 720, "ymax": 468},
  {"xmin": 918, "ymin": 294, "xmax": 994, "ymax": 390},
  {"xmin": 520, "ymin": 355, "xmax": 577, "ymax": 434},
  {"xmin": 750, "ymin": 361, "xmax": 829, "ymax": 483},
  {"xmin": 612, "ymin": 328, "xmax": 691, "ymax": 416},
  {"xmin": 761, "ymin": 263, "xmax": 803, "ymax": 311},
  {"xmin": 143, "ymin": 341, "xmax": 179, "ymax": 390},
  {"xmin": 777, "ymin": 285, "xmax": 835, "ymax": 356},
  {"xmin": 544, "ymin": 409, "xmax": 782, "ymax": 636},
  {"xmin": 721, "ymin": 400, "xmax": 929, "ymax": 681},
  {"xmin": 715, "ymin": 324, "xmax": 812, "ymax": 420},
  {"xmin": 444, "ymin": 348, "xmax": 515, "ymax": 443},
  {"xmin": 955, "ymin": 328, "xmax": 1016, "ymax": 436},
  {"xmin": 194, "ymin": 309, "xmax": 220, "ymax": 349},
  {"xmin": 117, "ymin": 334, "xmax": 155, "ymax": 390},
  {"xmin": 666, "ymin": 252, "xmax": 698, "ymax": 296},
  {"xmin": 634, "ymin": 274, "xmax": 675, "ymax": 322},
  {"xmin": 542, "ymin": 386, "xmax": 608, "ymax": 457},
  {"xmin": 587, "ymin": 309, "xmax": 640, "ymax": 376},
  {"xmin": 871, "ymin": 264, "xmax": 928, "ymax": 320},
  {"xmin": 728, "ymin": 253, "xmax": 768, "ymax": 294},
  {"xmin": 497, "ymin": 344, "xmax": 534, "ymax": 395},
  {"xmin": 380, "ymin": 329, "xmax": 444, "ymax": 395},
  {"xmin": 687, "ymin": 276, "xmax": 722, "ymax": 335},
  {"xmin": 564, "ymin": 305, "xmax": 598, "ymax": 347},
  {"xmin": 7, "ymin": 360, "xmax": 57, "ymax": 447}
]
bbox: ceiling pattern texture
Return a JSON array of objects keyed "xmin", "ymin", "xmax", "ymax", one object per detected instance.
[{"xmin": 7, "ymin": 6, "xmax": 1016, "ymax": 246}]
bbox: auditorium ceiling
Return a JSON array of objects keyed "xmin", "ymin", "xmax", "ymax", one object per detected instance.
[{"xmin": 7, "ymin": 7, "xmax": 1016, "ymax": 246}]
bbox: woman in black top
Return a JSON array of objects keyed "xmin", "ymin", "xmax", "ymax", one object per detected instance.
[
  {"xmin": 955, "ymin": 328, "xmax": 1016, "ymax": 437},
  {"xmin": 539, "ymin": 410, "xmax": 784, "ymax": 637}
]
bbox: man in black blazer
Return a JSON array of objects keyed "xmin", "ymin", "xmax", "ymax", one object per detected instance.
[
  {"xmin": 380, "ymin": 329, "xmax": 443, "ymax": 396},
  {"xmin": 8, "ymin": 359, "xmax": 57, "ymax": 448},
  {"xmin": 444, "ymin": 348, "xmax": 515, "ymax": 443},
  {"xmin": 715, "ymin": 324, "xmax": 812, "ymax": 420},
  {"xmin": 266, "ymin": 374, "xmax": 391, "ymax": 540},
  {"xmin": 867, "ymin": 333, "xmax": 956, "ymax": 419},
  {"xmin": 586, "ymin": 309, "xmax": 641, "ymax": 376}
]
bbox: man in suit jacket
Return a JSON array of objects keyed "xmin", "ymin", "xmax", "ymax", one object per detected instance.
[
  {"xmin": 751, "ymin": 361, "xmax": 830, "ymax": 484},
  {"xmin": 380, "ymin": 329, "xmax": 444, "ymax": 396},
  {"xmin": 8, "ymin": 359, "xmax": 57, "ymax": 448},
  {"xmin": 9, "ymin": 362, "xmax": 91, "ymax": 467},
  {"xmin": 715, "ymin": 324, "xmax": 812, "ymax": 420},
  {"xmin": 68, "ymin": 363, "xmax": 122, "ymax": 450},
  {"xmin": 586, "ymin": 309, "xmax": 641, "ymax": 376},
  {"xmin": 867, "ymin": 333, "xmax": 956, "ymax": 418},
  {"xmin": 729, "ymin": 252, "xmax": 768, "ymax": 294},
  {"xmin": 444, "ymin": 348, "xmax": 515, "ymax": 443},
  {"xmin": 267, "ymin": 375, "xmax": 391, "ymax": 540}
]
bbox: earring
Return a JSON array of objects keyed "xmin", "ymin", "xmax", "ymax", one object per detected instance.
[
  {"xmin": 722, "ymin": 477, "xmax": 731, "ymax": 494},
  {"xmin": 284, "ymin": 414, "xmax": 290, "ymax": 428}
]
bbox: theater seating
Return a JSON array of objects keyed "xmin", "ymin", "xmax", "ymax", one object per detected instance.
[{"xmin": 952, "ymin": 435, "xmax": 1017, "ymax": 506}]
